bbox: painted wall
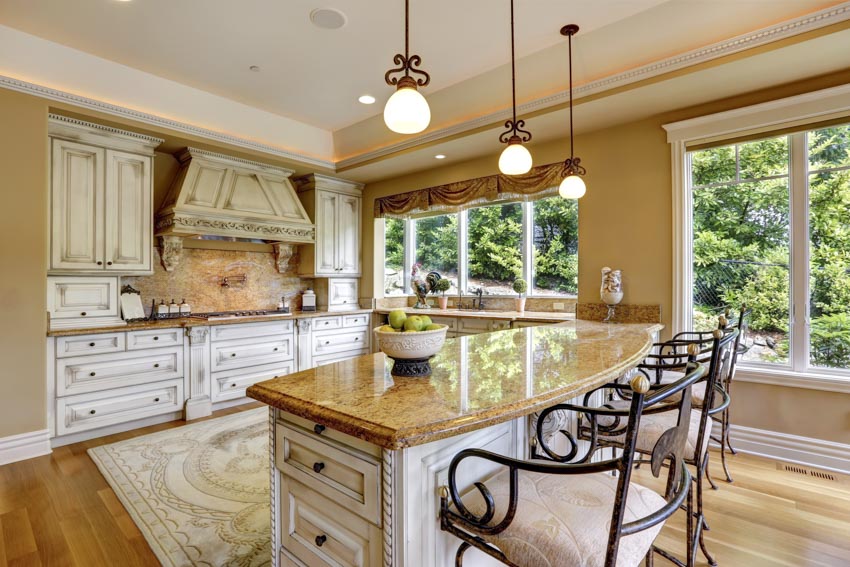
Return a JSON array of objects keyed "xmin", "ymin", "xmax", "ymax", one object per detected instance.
[{"xmin": 0, "ymin": 89, "xmax": 48, "ymax": 438}]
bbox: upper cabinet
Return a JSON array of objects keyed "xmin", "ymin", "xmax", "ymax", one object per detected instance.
[
  {"xmin": 48, "ymin": 115, "xmax": 162, "ymax": 275},
  {"xmin": 295, "ymin": 174, "xmax": 363, "ymax": 278}
]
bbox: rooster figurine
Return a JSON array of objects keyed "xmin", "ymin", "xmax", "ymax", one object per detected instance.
[{"xmin": 410, "ymin": 264, "xmax": 441, "ymax": 309}]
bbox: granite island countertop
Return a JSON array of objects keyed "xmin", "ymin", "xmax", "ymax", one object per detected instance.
[
  {"xmin": 374, "ymin": 307, "xmax": 575, "ymax": 323},
  {"xmin": 248, "ymin": 319, "xmax": 662, "ymax": 450}
]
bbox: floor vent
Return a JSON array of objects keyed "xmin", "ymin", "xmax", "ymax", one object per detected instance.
[{"xmin": 777, "ymin": 463, "xmax": 841, "ymax": 482}]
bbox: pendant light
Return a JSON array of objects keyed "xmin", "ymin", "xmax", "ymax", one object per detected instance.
[
  {"xmin": 384, "ymin": 0, "xmax": 431, "ymax": 134},
  {"xmin": 558, "ymin": 24, "xmax": 587, "ymax": 199},
  {"xmin": 498, "ymin": 0, "xmax": 533, "ymax": 175}
]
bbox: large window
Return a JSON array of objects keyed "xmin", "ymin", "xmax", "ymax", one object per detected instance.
[
  {"xmin": 688, "ymin": 123, "xmax": 850, "ymax": 374},
  {"xmin": 384, "ymin": 195, "xmax": 578, "ymax": 297}
]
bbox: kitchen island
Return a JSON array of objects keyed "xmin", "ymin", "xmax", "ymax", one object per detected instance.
[{"xmin": 248, "ymin": 319, "xmax": 661, "ymax": 567}]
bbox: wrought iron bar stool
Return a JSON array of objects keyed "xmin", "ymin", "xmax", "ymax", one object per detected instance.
[
  {"xmin": 570, "ymin": 329, "xmax": 738, "ymax": 567},
  {"xmin": 439, "ymin": 355, "xmax": 706, "ymax": 567}
]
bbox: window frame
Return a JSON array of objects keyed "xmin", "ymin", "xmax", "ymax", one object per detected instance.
[
  {"xmin": 665, "ymin": 83, "xmax": 850, "ymax": 392},
  {"xmin": 387, "ymin": 196, "xmax": 578, "ymax": 299}
]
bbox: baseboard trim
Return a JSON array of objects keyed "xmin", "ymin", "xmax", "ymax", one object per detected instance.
[
  {"xmin": 725, "ymin": 424, "xmax": 850, "ymax": 475},
  {"xmin": 0, "ymin": 429, "xmax": 52, "ymax": 466}
]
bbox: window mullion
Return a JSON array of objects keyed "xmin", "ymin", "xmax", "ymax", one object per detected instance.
[
  {"xmin": 789, "ymin": 132, "xmax": 810, "ymax": 372},
  {"xmin": 522, "ymin": 201, "xmax": 533, "ymax": 296},
  {"xmin": 404, "ymin": 219, "xmax": 415, "ymax": 297},
  {"xmin": 458, "ymin": 210, "xmax": 468, "ymax": 295}
]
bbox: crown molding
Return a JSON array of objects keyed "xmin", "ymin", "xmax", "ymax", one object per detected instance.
[
  {"xmin": 0, "ymin": 74, "xmax": 336, "ymax": 170},
  {"xmin": 336, "ymin": 1, "xmax": 850, "ymax": 170}
]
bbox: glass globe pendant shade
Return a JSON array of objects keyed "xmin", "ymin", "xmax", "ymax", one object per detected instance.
[
  {"xmin": 559, "ymin": 174, "xmax": 586, "ymax": 199},
  {"xmin": 384, "ymin": 85, "xmax": 431, "ymax": 134},
  {"xmin": 499, "ymin": 141, "xmax": 532, "ymax": 175}
]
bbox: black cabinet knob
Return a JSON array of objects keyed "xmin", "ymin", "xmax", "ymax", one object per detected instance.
[
  {"xmin": 154, "ymin": 363, "xmax": 160, "ymax": 368},
  {"xmin": 89, "ymin": 410, "xmax": 96, "ymax": 415},
  {"xmin": 154, "ymin": 397, "xmax": 160, "ymax": 402},
  {"xmin": 355, "ymin": 337, "xmax": 359, "ymax": 341},
  {"xmin": 89, "ymin": 342, "xmax": 96, "ymax": 347},
  {"xmin": 312, "ymin": 462, "xmax": 325, "ymax": 474},
  {"xmin": 231, "ymin": 383, "xmax": 237, "ymax": 388},
  {"xmin": 96, "ymin": 261, "xmax": 103, "ymax": 266},
  {"xmin": 273, "ymin": 347, "xmax": 279, "ymax": 351},
  {"xmin": 153, "ymin": 336, "xmax": 159, "ymax": 341},
  {"xmin": 106, "ymin": 261, "xmax": 113, "ymax": 266},
  {"xmin": 231, "ymin": 353, "xmax": 236, "ymax": 357},
  {"xmin": 315, "ymin": 535, "xmax": 327, "ymax": 547},
  {"xmin": 313, "ymin": 424, "xmax": 326, "ymax": 435},
  {"xmin": 90, "ymin": 372, "xmax": 96, "ymax": 377},
  {"xmin": 81, "ymin": 312, "xmax": 87, "ymax": 316}
]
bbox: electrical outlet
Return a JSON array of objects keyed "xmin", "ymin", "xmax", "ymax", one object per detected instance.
[{"xmin": 553, "ymin": 302, "xmax": 566, "ymax": 311}]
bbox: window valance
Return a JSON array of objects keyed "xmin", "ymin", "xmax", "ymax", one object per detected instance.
[{"xmin": 373, "ymin": 161, "xmax": 566, "ymax": 218}]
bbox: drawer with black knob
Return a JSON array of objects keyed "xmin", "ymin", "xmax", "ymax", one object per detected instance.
[
  {"xmin": 211, "ymin": 361, "xmax": 295, "ymax": 403},
  {"xmin": 311, "ymin": 329, "xmax": 369, "ymax": 357},
  {"xmin": 55, "ymin": 333, "xmax": 125, "ymax": 358},
  {"xmin": 56, "ymin": 347, "xmax": 183, "ymax": 396},
  {"xmin": 211, "ymin": 336, "xmax": 294, "ymax": 372},
  {"xmin": 127, "ymin": 328, "xmax": 182, "ymax": 350}
]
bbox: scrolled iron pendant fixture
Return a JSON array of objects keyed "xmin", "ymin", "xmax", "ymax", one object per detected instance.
[
  {"xmin": 498, "ymin": 0, "xmax": 533, "ymax": 175},
  {"xmin": 558, "ymin": 24, "xmax": 587, "ymax": 199},
  {"xmin": 384, "ymin": 0, "xmax": 431, "ymax": 134}
]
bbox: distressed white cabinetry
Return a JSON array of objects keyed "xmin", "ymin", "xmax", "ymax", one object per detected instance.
[
  {"xmin": 48, "ymin": 115, "xmax": 161, "ymax": 275},
  {"xmin": 294, "ymin": 174, "xmax": 363, "ymax": 278},
  {"xmin": 47, "ymin": 276, "xmax": 124, "ymax": 330}
]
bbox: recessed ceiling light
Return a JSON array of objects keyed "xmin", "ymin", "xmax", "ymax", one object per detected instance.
[
  {"xmin": 358, "ymin": 95, "xmax": 376, "ymax": 105},
  {"xmin": 435, "ymin": 154, "xmax": 446, "ymax": 160},
  {"xmin": 310, "ymin": 8, "xmax": 347, "ymax": 30},
  {"xmin": 249, "ymin": 65, "xmax": 261, "ymax": 72}
]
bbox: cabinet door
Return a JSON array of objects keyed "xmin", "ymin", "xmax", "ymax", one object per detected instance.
[
  {"xmin": 104, "ymin": 150, "xmax": 152, "ymax": 272},
  {"xmin": 337, "ymin": 193, "xmax": 360, "ymax": 275},
  {"xmin": 51, "ymin": 139, "xmax": 105, "ymax": 271},
  {"xmin": 315, "ymin": 190, "xmax": 338, "ymax": 275}
]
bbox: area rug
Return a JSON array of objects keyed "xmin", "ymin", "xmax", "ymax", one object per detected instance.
[{"xmin": 88, "ymin": 408, "xmax": 271, "ymax": 567}]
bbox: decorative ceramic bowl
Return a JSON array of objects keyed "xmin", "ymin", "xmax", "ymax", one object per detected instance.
[{"xmin": 374, "ymin": 324, "xmax": 448, "ymax": 359}]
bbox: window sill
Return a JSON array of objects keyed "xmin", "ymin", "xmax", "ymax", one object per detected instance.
[{"xmin": 736, "ymin": 366, "xmax": 850, "ymax": 394}]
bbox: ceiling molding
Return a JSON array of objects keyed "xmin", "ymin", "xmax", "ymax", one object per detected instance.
[
  {"xmin": 0, "ymin": 74, "xmax": 336, "ymax": 170},
  {"xmin": 336, "ymin": 1, "xmax": 850, "ymax": 170}
]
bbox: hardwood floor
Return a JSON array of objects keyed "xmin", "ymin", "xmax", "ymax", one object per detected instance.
[{"xmin": 1, "ymin": 408, "xmax": 848, "ymax": 566}]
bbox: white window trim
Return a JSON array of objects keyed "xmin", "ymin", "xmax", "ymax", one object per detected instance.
[{"xmin": 664, "ymin": 82, "xmax": 850, "ymax": 392}]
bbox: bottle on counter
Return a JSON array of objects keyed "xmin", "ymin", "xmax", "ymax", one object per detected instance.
[{"xmin": 180, "ymin": 299, "xmax": 191, "ymax": 316}]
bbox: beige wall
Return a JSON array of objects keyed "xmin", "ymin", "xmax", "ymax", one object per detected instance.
[{"xmin": 0, "ymin": 89, "xmax": 49, "ymax": 438}]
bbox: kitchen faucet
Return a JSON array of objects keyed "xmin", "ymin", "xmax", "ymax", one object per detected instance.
[{"xmin": 475, "ymin": 288, "xmax": 485, "ymax": 310}]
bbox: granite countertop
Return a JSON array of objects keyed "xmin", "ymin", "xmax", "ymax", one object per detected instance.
[
  {"xmin": 374, "ymin": 307, "xmax": 575, "ymax": 323},
  {"xmin": 248, "ymin": 320, "xmax": 662, "ymax": 450},
  {"xmin": 47, "ymin": 309, "xmax": 374, "ymax": 337}
]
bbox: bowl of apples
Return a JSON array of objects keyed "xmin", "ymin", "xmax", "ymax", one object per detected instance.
[{"xmin": 375, "ymin": 309, "xmax": 448, "ymax": 377}]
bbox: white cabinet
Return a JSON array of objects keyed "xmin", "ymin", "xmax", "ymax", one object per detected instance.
[
  {"xmin": 314, "ymin": 278, "xmax": 360, "ymax": 312},
  {"xmin": 48, "ymin": 115, "xmax": 162, "ymax": 275},
  {"xmin": 47, "ymin": 276, "xmax": 124, "ymax": 330},
  {"xmin": 295, "ymin": 174, "xmax": 363, "ymax": 277}
]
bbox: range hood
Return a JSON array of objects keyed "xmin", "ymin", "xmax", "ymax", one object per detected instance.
[{"xmin": 155, "ymin": 148, "xmax": 315, "ymax": 271}]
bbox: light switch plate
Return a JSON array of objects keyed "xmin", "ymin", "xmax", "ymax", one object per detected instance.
[{"xmin": 553, "ymin": 302, "xmax": 566, "ymax": 311}]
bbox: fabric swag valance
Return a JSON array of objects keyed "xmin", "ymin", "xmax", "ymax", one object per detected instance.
[{"xmin": 374, "ymin": 161, "xmax": 567, "ymax": 218}]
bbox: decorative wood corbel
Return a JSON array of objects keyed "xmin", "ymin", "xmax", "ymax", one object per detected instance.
[
  {"xmin": 159, "ymin": 235, "xmax": 183, "ymax": 272},
  {"xmin": 273, "ymin": 243, "xmax": 296, "ymax": 274}
]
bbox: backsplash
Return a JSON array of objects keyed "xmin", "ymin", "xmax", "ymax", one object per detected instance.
[{"xmin": 124, "ymin": 248, "xmax": 311, "ymax": 314}]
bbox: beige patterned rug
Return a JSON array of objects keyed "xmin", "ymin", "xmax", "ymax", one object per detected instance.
[{"xmin": 88, "ymin": 408, "xmax": 271, "ymax": 567}]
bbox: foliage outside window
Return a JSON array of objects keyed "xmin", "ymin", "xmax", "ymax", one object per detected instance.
[
  {"xmin": 383, "ymin": 195, "xmax": 578, "ymax": 297},
  {"xmin": 689, "ymin": 124, "xmax": 850, "ymax": 374}
]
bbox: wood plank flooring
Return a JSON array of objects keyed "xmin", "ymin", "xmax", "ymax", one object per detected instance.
[{"xmin": 2, "ymin": 405, "xmax": 848, "ymax": 566}]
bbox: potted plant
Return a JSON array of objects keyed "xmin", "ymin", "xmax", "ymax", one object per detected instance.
[
  {"xmin": 434, "ymin": 278, "xmax": 452, "ymax": 310},
  {"xmin": 512, "ymin": 278, "xmax": 528, "ymax": 312}
]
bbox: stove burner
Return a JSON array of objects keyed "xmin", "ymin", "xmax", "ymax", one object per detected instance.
[{"xmin": 191, "ymin": 310, "xmax": 283, "ymax": 320}]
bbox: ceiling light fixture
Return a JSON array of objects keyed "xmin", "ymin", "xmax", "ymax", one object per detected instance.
[
  {"xmin": 558, "ymin": 24, "xmax": 586, "ymax": 199},
  {"xmin": 383, "ymin": 0, "xmax": 431, "ymax": 134},
  {"xmin": 310, "ymin": 8, "xmax": 347, "ymax": 30},
  {"xmin": 359, "ymin": 95, "xmax": 376, "ymax": 104},
  {"xmin": 435, "ymin": 154, "xmax": 446, "ymax": 159},
  {"xmin": 498, "ymin": 0, "xmax": 532, "ymax": 176},
  {"xmin": 249, "ymin": 65, "xmax": 261, "ymax": 72}
]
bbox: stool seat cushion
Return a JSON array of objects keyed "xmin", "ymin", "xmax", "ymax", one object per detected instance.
[{"xmin": 597, "ymin": 405, "xmax": 710, "ymax": 461}]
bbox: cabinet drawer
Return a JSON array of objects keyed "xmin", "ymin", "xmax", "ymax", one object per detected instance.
[
  {"xmin": 313, "ymin": 350, "xmax": 369, "ymax": 368},
  {"xmin": 457, "ymin": 317, "xmax": 509, "ymax": 334},
  {"xmin": 281, "ymin": 477, "xmax": 381, "ymax": 567},
  {"xmin": 429, "ymin": 316, "xmax": 458, "ymax": 331},
  {"xmin": 312, "ymin": 316, "xmax": 343, "ymax": 331},
  {"xmin": 312, "ymin": 329, "xmax": 368, "ymax": 357},
  {"xmin": 210, "ymin": 320, "xmax": 294, "ymax": 342},
  {"xmin": 342, "ymin": 313, "xmax": 370, "ymax": 329},
  {"xmin": 48, "ymin": 276, "xmax": 119, "ymax": 320},
  {"xmin": 211, "ymin": 336, "xmax": 294, "ymax": 372},
  {"xmin": 127, "ymin": 328, "xmax": 182, "ymax": 350},
  {"xmin": 56, "ymin": 347, "xmax": 183, "ymax": 396},
  {"xmin": 277, "ymin": 425, "xmax": 381, "ymax": 524},
  {"xmin": 327, "ymin": 279, "xmax": 358, "ymax": 310},
  {"xmin": 212, "ymin": 361, "xmax": 295, "ymax": 403},
  {"xmin": 55, "ymin": 333, "xmax": 125, "ymax": 358},
  {"xmin": 56, "ymin": 379, "xmax": 184, "ymax": 436},
  {"xmin": 278, "ymin": 412, "xmax": 381, "ymax": 459}
]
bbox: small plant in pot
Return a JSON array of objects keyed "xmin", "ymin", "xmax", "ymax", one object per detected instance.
[
  {"xmin": 513, "ymin": 278, "xmax": 528, "ymax": 312},
  {"xmin": 434, "ymin": 278, "xmax": 452, "ymax": 310}
]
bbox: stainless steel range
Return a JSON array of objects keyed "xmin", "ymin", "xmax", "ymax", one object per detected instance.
[{"xmin": 190, "ymin": 310, "xmax": 289, "ymax": 321}]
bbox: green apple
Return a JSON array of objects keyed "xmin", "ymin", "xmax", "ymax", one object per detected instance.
[
  {"xmin": 378, "ymin": 325, "xmax": 398, "ymax": 333},
  {"xmin": 404, "ymin": 315, "xmax": 424, "ymax": 332},
  {"xmin": 420, "ymin": 315, "xmax": 433, "ymax": 327},
  {"xmin": 424, "ymin": 324, "xmax": 443, "ymax": 331},
  {"xmin": 388, "ymin": 309, "xmax": 407, "ymax": 330}
]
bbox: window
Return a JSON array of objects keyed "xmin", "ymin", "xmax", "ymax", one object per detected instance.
[
  {"xmin": 688, "ymin": 123, "xmax": 850, "ymax": 375},
  {"xmin": 383, "ymin": 195, "xmax": 578, "ymax": 297},
  {"xmin": 384, "ymin": 217, "xmax": 405, "ymax": 296},
  {"xmin": 415, "ymin": 213, "xmax": 459, "ymax": 293}
]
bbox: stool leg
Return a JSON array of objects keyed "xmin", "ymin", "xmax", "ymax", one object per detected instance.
[
  {"xmin": 696, "ymin": 459, "xmax": 717, "ymax": 566},
  {"xmin": 720, "ymin": 409, "xmax": 734, "ymax": 483},
  {"xmin": 705, "ymin": 450, "xmax": 719, "ymax": 491}
]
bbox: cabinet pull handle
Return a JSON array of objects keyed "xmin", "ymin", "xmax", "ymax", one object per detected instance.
[
  {"xmin": 312, "ymin": 462, "xmax": 325, "ymax": 473},
  {"xmin": 153, "ymin": 336, "xmax": 159, "ymax": 341},
  {"xmin": 81, "ymin": 312, "xmax": 87, "ymax": 317},
  {"xmin": 89, "ymin": 342, "xmax": 96, "ymax": 347},
  {"xmin": 154, "ymin": 363, "xmax": 160, "ymax": 368},
  {"xmin": 273, "ymin": 347, "xmax": 279, "ymax": 351},
  {"xmin": 90, "ymin": 372, "xmax": 96, "ymax": 377},
  {"xmin": 106, "ymin": 261, "xmax": 113, "ymax": 266},
  {"xmin": 325, "ymin": 341, "xmax": 330, "ymax": 345},
  {"xmin": 231, "ymin": 383, "xmax": 237, "ymax": 388},
  {"xmin": 231, "ymin": 353, "xmax": 236, "ymax": 357},
  {"xmin": 96, "ymin": 261, "xmax": 103, "ymax": 266},
  {"xmin": 89, "ymin": 410, "xmax": 96, "ymax": 415},
  {"xmin": 315, "ymin": 535, "xmax": 327, "ymax": 547},
  {"xmin": 324, "ymin": 322, "xmax": 329, "ymax": 325},
  {"xmin": 355, "ymin": 337, "xmax": 359, "ymax": 341},
  {"xmin": 313, "ymin": 424, "xmax": 326, "ymax": 435},
  {"xmin": 154, "ymin": 397, "xmax": 160, "ymax": 402}
]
